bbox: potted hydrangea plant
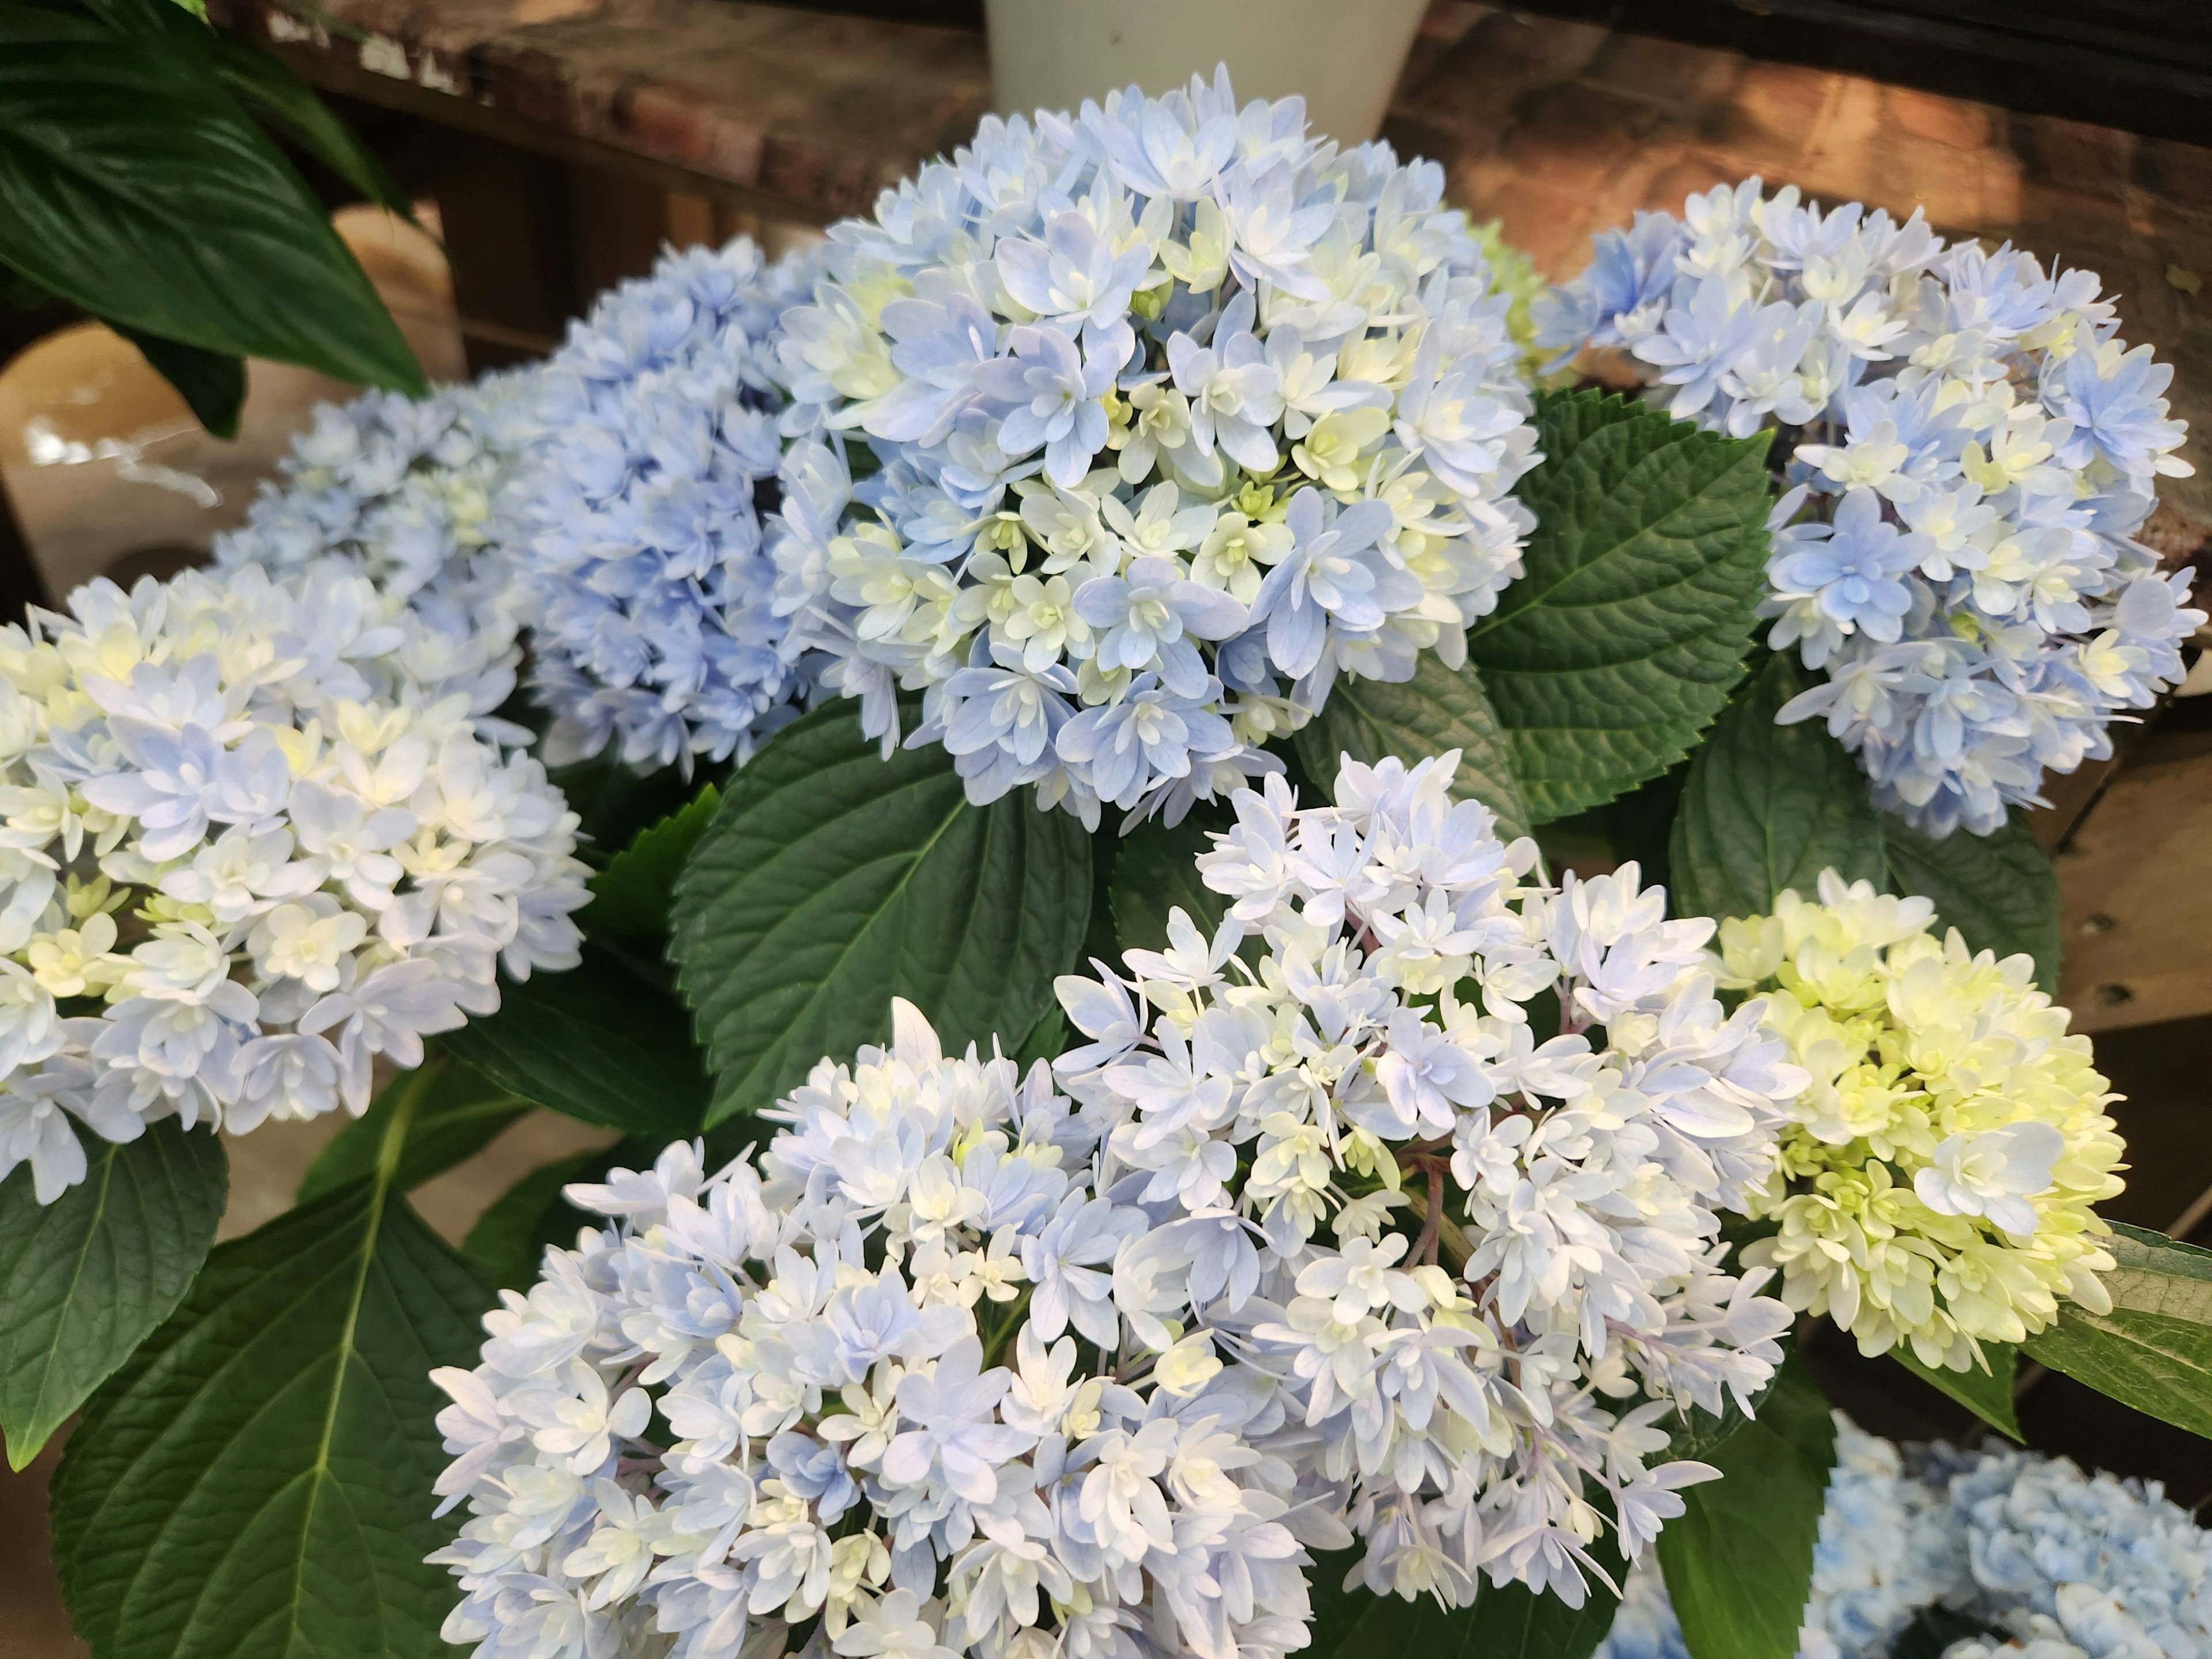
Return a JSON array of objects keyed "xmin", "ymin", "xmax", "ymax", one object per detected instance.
[{"xmin": 2, "ymin": 62, "xmax": 2206, "ymax": 1659}]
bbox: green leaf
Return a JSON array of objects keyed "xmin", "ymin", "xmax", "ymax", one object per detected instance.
[
  {"xmin": 207, "ymin": 33, "xmax": 414, "ymax": 218},
  {"xmin": 1014, "ymin": 1005, "xmax": 1068, "ymax": 1071},
  {"xmin": 1657, "ymin": 1355, "xmax": 1838, "ymax": 1659},
  {"xmin": 1109, "ymin": 811, "xmax": 1229, "ymax": 955},
  {"xmin": 50, "ymin": 1074, "xmax": 491, "ymax": 1659},
  {"xmin": 2025, "ymin": 1222, "xmax": 2212, "ymax": 1440},
  {"xmin": 1469, "ymin": 390, "xmax": 1772, "ymax": 824},
  {"xmin": 551, "ymin": 750, "xmax": 711, "ymax": 868},
  {"xmin": 441, "ymin": 945, "xmax": 711, "ymax": 1139},
  {"xmin": 1880, "ymin": 809, "xmax": 2060, "ymax": 993},
  {"xmin": 115, "ymin": 324, "xmax": 244, "ymax": 437},
  {"xmin": 460, "ymin": 1149, "xmax": 606, "ymax": 1291},
  {"xmin": 582, "ymin": 782, "xmax": 721, "ymax": 938},
  {"xmin": 297, "ymin": 1058, "xmax": 527, "ymax": 1206},
  {"xmin": 1293, "ymin": 650, "xmax": 1530, "ymax": 839},
  {"xmin": 1652, "ymin": 647, "xmax": 2058, "ymax": 988},
  {"xmin": 1302, "ymin": 1532, "xmax": 1627, "ymax": 1659},
  {"xmin": 0, "ymin": 1119, "xmax": 225, "ymax": 1471},
  {"xmin": 672, "ymin": 701, "xmax": 1093, "ymax": 1127},
  {"xmin": 1669, "ymin": 653, "xmax": 1885, "ymax": 923},
  {"xmin": 1891, "ymin": 1342, "xmax": 2022, "ymax": 1440},
  {"xmin": 0, "ymin": 8, "xmax": 425, "ymax": 392}
]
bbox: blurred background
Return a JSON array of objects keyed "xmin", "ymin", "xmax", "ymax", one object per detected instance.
[{"xmin": 0, "ymin": 2, "xmax": 2206, "ymax": 1651}]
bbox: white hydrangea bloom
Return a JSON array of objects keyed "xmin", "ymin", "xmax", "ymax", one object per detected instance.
[
  {"xmin": 213, "ymin": 370, "xmax": 544, "ymax": 727},
  {"xmin": 771, "ymin": 67, "xmax": 1541, "ymax": 827},
  {"xmin": 1050, "ymin": 749, "xmax": 1808, "ymax": 1607},
  {"xmin": 1533, "ymin": 177, "xmax": 2200, "ymax": 838},
  {"xmin": 431, "ymin": 1002, "xmax": 1325, "ymax": 1659},
  {"xmin": 0, "ymin": 562, "xmax": 590, "ymax": 1203}
]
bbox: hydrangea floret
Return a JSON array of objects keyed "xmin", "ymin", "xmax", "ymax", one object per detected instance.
[
  {"xmin": 1713, "ymin": 872, "xmax": 2126, "ymax": 1372},
  {"xmin": 770, "ymin": 67, "xmax": 1540, "ymax": 827},
  {"xmin": 0, "ymin": 562, "xmax": 590, "ymax": 1203},
  {"xmin": 213, "ymin": 370, "xmax": 544, "ymax": 726},
  {"xmin": 512, "ymin": 236, "xmax": 828, "ymax": 772},
  {"xmin": 1049, "ymin": 750, "xmax": 1809, "ymax": 1607},
  {"xmin": 1599, "ymin": 1415, "xmax": 2212, "ymax": 1659},
  {"xmin": 430, "ymin": 1002, "xmax": 1328, "ymax": 1659},
  {"xmin": 1532, "ymin": 177, "xmax": 2200, "ymax": 838}
]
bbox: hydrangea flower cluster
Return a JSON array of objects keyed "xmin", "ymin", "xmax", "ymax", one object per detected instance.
[
  {"xmin": 511, "ymin": 236, "xmax": 828, "ymax": 772},
  {"xmin": 1050, "ymin": 750, "xmax": 1812, "ymax": 1607},
  {"xmin": 1599, "ymin": 1418, "xmax": 2212, "ymax": 1659},
  {"xmin": 0, "ymin": 561, "xmax": 590, "ymax": 1203},
  {"xmin": 770, "ymin": 68, "xmax": 1541, "ymax": 827},
  {"xmin": 1599, "ymin": 1416, "xmax": 1965, "ymax": 1659},
  {"xmin": 1533, "ymin": 177, "xmax": 2199, "ymax": 838},
  {"xmin": 1711, "ymin": 872, "xmax": 2125, "ymax": 1372},
  {"xmin": 431, "ymin": 1002, "xmax": 1328, "ymax": 1659},
  {"xmin": 1932, "ymin": 1439, "xmax": 2212, "ymax": 1659},
  {"xmin": 213, "ymin": 369, "xmax": 544, "ymax": 726}
]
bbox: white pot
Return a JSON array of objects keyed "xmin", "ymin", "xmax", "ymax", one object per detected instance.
[{"xmin": 984, "ymin": 0, "xmax": 1430, "ymax": 146}]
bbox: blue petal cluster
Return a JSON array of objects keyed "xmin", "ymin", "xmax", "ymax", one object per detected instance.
[
  {"xmin": 770, "ymin": 69, "xmax": 1541, "ymax": 827},
  {"xmin": 512, "ymin": 237, "xmax": 828, "ymax": 772},
  {"xmin": 1597, "ymin": 1418, "xmax": 2212, "ymax": 1659},
  {"xmin": 1535, "ymin": 179, "xmax": 2200, "ymax": 838},
  {"xmin": 213, "ymin": 371, "xmax": 543, "ymax": 722}
]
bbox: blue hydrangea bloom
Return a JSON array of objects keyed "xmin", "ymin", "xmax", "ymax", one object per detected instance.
[
  {"xmin": 1535, "ymin": 177, "xmax": 2200, "ymax": 838},
  {"xmin": 511, "ymin": 236, "xmax": 828, "ymax": 772},
  {"xmin": 213, "ymin": 370, "xmax": 543, "ymax": 723},
  {"xmin": 767, "ymin": 69, "xmax": 1542, "ymax": 827},
  {"xmin": 1597, "ymin": 1418, "xmax": 2212, "ymax": 1659}
]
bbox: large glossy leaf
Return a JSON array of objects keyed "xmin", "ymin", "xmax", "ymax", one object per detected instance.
[
  {"xmin": 2025, "ymin": 1223, "xmax": 2212, "ymax": 1440},
  {"xmin": 1657, "ymin": 1355, "xmax": 1838, "ymax": 1659},
  {"xmin": 1293, "ymin": 650, "xmax": 1529, "ymax": 839},
  {"xmin": 441, "ymin": 947, "xmax": 710, "ymax": 1139},
  {"xmin": 0, "ymin": 1119, "xmax": 225, "ymax": 1470},
  {"xmin": 1658, "ymin": 649, "xmax": 2058, "ymax": 980},
  {"xmin": 1669, "ymin": 653, "xmax": 1885, "ymax": 923},
  {"xmin": 672, "ymin": 702, "xmax": 1093, "ymax": 1126},
  {"xmin": 297, "ymin": 1058, "xmax": 527, "ymax": 1205},
  {"xmin": 0, "ymin": 5, "xmax": 423, "ymax": 392},
  {"xmin": 207, "ymin": 33, "xmax": 414, "ymax": 218},
  {"xmin": 581, "ymin": 782, "xmax": 721, "ymax": 938},
  {"xmin": 1892, "ymin": 1343, "xmax": 2022, "ymax": 1440},
  {"xmin": 50, "ymin": 1077, "xmax": 491, "ymax": 1659},
  {"xmin": 1469, "ymin": 391, "xmax": 1772, "ymax": 824},
  {"xmin": 1303, "ymin": 1532, "xmax": 1627, "ymax": 1659},
  {"xmin": 1880, "ymin": 809, "xmax": 2060, "ymax": 993},
  {"xmin": 1109, "ymin": 812, "xmax": 1230, "ymax": 956},
  {"xmin": 115, "ymin": 324, "xmax": 245, "ymax": 438}
]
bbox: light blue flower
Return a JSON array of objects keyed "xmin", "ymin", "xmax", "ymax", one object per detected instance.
[
  {"xmin": 1247, "ymin": 491, "xmax": 1408, "ymax": 680},
  {"xmin": 1541, "ymin": 175, "xmax": 2198, "ymax": 837},
  {"xmin": 1055, "ymin": 673, "xmax": 1236, "ymax": 809},
  {"xmin": 510, "ymin": 236, "xmax": 826, "ymax": 772},
  {"xmin": 1531, "ymin": 210, "xmax": 1687, "ymax": 367},
  {"xmin": 973, "ymin": 324, "xmax": 1120, "ymax": 488},
  {"xmin": 213, "ymin": 370, "xmax": 542, "ymax": 718},
  {"xmin": 769, "ymin": 69, "xmax": 1541, "ymax": 823},
  {"xmin": 1074, "ymin": 555, "xmax": 1249, "ymax": 694},
  {"xmin": 1770, "ymin": 487, "xmax": 1918, "ymax": 642}
]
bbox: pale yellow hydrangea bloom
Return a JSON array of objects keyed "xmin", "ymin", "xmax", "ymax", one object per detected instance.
[{"xmin": 1713, "ymin": 870, "xmax": 2124, "ymax": 1372}]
